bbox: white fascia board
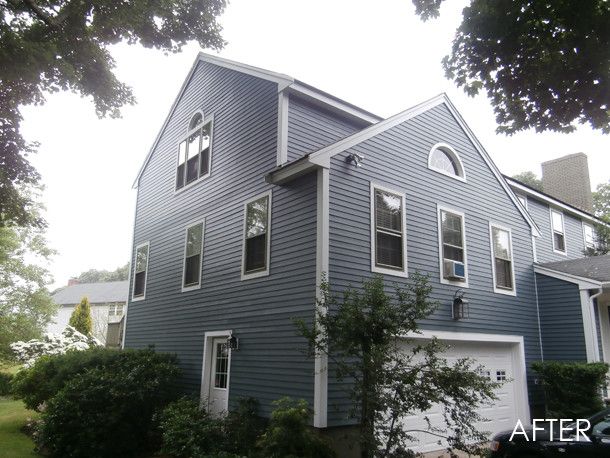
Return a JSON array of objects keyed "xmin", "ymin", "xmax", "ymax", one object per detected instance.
[
  {"xmin": 441, "ymin": 97, "xmax": 541, "ymax": 238},
  {"xmin": 534, "ymin": 265, "xmax": 602, "ymax": 290},
  {"xmin": 506, "ymin": 177, "xmax": 609, "ymax": 228},
  {"xmin": 265, "ymin": 158, "xmax": 321, "ymax": 185},
  {"xmin": 288, "ymin": 83, "xmax": 381, "ymax": 124}
]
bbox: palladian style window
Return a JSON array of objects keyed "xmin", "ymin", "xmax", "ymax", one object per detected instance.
[
  {"xmin": 176, "ymin": 111, "xmax": 212, "ymax": 190},
  {"xmin": 428, "ymin": 143, "xmax": 466, "ymax": 181},
  {"xmin": 242, "ymin": 192, "xmax": 271, "ymax": 278},
  {"xmin": 490, "ymin": 225, "xmax": 515, "ymax": 293}
]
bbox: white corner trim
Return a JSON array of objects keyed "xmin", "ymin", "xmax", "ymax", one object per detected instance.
[
  {"xmin": 370, "ymin": 182, "xmax": 408, "ymax": 278},
  {"xmin": 403, "ymin": 330, "xmax": 530, "ymax": 425},
  {"xmin": 276, "ymin": 91, "xmax": 289, "ymax": 166},
  {"xmin": 200, "ymin": 330, "xmax": 233, "ymax": 411},
  {"xmin": 488, "ymin": 222, "xmax": 517, "ymax": 296},
  {"xmin": 437, "ymin": 204, "xmax": 469, "ymax": 288},
  {"xmin": 549, "ymin": 208, "xmax": 568, "ymax": 256},
  {"xmin": 241, "ymin": 190, "xmax": 272, "ymax": 281},
  {"xmin": 181, "ymin": 219, "xmax": 206, "ymax": 292},
  {"xmin": 131, "ymin": 241, "xmax": 150, "ymax": 301},
  {"xmin": 598, "ymin": 301, "xmax": 610, "ymax": 365},
  {"xmin": 313, "ymin": 167, "xmax": 329, "ymax": 428},
  {"xmin": 580, "ymin": 289, "xmax": 600, "ymax": 362},
  {"xmin": 121, "ymin": 192, "xmax": 138, "ymax": 349},
  {"xmin": 427, "ymin": 142, "xmax": 467, "ymax": 183}
]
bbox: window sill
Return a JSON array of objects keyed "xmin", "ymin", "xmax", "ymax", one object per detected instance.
[
  {"xmin": 440, "ymin": 277, "xmax": 469, "ymax": 288},
  {"xmin": 131, "ymin": 295, "xmax": 146, "ymax": 302},
  {"xmin": 174, "ymin": 172, "xmax": 212, "ymax": 195},
  {"xmin": 182, "ymin": 284, "xmax": 201, "ymax": 293},
  {"xmin": 241, "ymin": 269, "xmax": 269, "ymax": 281},
  {"xmin": 428, "ymin": 166, "xmax": 467, "ymax": 183},
  {"xmin": 493, "ymin": 286, "xmax": 517, "ymax": 296},
  {"xmin": 371, "ymin": 264, "xmax": 408, "ymax": 278}
]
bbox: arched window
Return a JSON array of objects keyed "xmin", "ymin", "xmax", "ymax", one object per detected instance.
[
  {"xmin": 176, "ymin": 111, "xmax": 213, "ymax": 190},
  {"xmin": 428, "ymin": 143, "xmax": 466, "ymax": 181},
  {"xmin": 189, "ymin": 111, "xmax": 203, "ymax": 130}
]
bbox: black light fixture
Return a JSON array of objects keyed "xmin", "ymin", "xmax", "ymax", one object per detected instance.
[
  {"xmin": 346, "ymin": 153, "xmax": 364, "ymax": 168},
  {"xmin": 453, "ymin": 289, "xmax": 469, "ymax": 320},
  {"xmin": 227, "ymin": 334, "xmax": 239, "ymax": 351}
]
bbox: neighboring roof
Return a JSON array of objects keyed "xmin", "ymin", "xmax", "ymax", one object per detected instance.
[
  {"xmin": 132, "ymin": 53, "xmax": 380, "ymax": 189},
  {"xmin": 505, "ymin": 175, "xmax": 607, "ymax": 226},
  {"xmin": 537, "ymin": 255, "xmax": 610, "ymax": 286},
  {"xmin": 52, "ymin": 281, "xmax": 129, "ymax": 305},
  {"xmin": 266, "ymin": 93, "xmax": 541, "ymax": 237}
]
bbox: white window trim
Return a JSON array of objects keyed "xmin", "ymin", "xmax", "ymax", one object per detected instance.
[
  {"xmin": 182, "ymin": 219, "xmax": 205, "ymax": 292},
  {"xmin": 131, "ymin": 241, "xmax": 150, "ymax": 301},
  {"xmin": 370, "ymin": 182, "xmax": 408, "ymax": 278},
  {"xmin": 582, "ymin": 221, "xmax": 595, "ymax": 251},
  {"xmin": 549, "ymin": 208, "xmax": 567, "ymax": 255},
  {"xmin": 241, "ymin": 190, "xmax": 272, "ymax": 281},
  {"xmin": 437, "ymin": 204, "xmax": 469, "ymax": 287},
  {"xmin": 199, "ymin": 330, "xmax": 232, "ymax": 413},
  {"xmin": 489, "ymin": 222, "xmax": 517, "ymax": 296},
  {"xmin": 427, "ymin": 142, "xmax": 466, "ymax": 182},
  {"xmin": 174, "ymin": 113, "xmax": 214, "ymax": 195}
]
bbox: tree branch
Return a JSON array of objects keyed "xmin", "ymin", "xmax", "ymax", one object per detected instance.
[{"xmin": 21, "ymin": 0, "xmax": 57, "ymax": 27}]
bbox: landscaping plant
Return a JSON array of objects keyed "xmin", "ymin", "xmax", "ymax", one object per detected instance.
[
  {"xmin": 297, "ymin": 273, "xmax": 499, "ymax": 458},
  {"xmin": 68, "ymin": 297, "xmax": 93, "ymax": 336}
]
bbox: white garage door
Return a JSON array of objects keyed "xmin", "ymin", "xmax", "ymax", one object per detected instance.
[{"xmin": 396, "ymin": 338, "xmax": 522, "ymax": 454}]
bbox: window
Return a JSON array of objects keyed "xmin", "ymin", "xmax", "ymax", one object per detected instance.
[
  {"xmin": 183, "ymin": 221, "xmax": 204, "ymax": 290},
  {"xmin": 438, "ymin": 205, "xmax": 468, "ymax": 285},
  {"xmin": 176, "ymin": 112, "xmax": 212, "ymax": 190},
  {"xmin": 371, "ymin": 184, "xmax": 407, "ymax": 277},
  {"xmin": 583, "ymin": 223, "xmax": 595, "ymax": 251},
  {"xmin": 490, "ymin": 224, "xmax": 515, "ymax": 294},
  {"xmin": 214, "ymin": 342, "xmax": 229, "ymax": 389},
  {"xmin": 428, "ymin": 143, "xmax": 466, "ymax": 181},
  {"xmin": 496, "ymin": 370, "xmax": 507, "ymax": 382},
  {"xmin": 132, "ymin": 242, "xmax": 149, "ymax": 300},
  {"xmin": 551, "ymin": 209, "xmax": 566, "ymax": 253},
  {"xmin": 108, "ymin": 303, "xmax": 124, "ymax": 317},
  {"xmin": 242, "ymin": 192, "xmax": 271, "ymax": 278}
]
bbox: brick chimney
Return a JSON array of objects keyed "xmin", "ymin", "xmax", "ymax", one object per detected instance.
[
  {"xmin": 68, "ymin": 278, "xmax": 80, "ymax": 286},
  {"xmin": 541, "ymin": 153, "xmax": 593, "ymax": 213}
]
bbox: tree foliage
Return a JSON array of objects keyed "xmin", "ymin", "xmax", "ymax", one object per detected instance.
[
  {"xmin": 512, "ymin": 171, "xmax": 543, "ymax": 191},
  {"xmin": 297, "ymin": 274, "xmax": 498, "ymax": 458},
  {"xmin": 413, "ymin": 0, "xmax": 610, "ymax": 134},
  {"xmin": 75, "ymin": 263, "xmax": 129, "ymax": 283},
  {"xmin": 0, "ymin": 189, "xmax": 56, "ymax": 360},
  {"xmin": 585, "ymin": 180, "xmax": 610, "ymax": 256},
  {"xmin": 0, "ymin": 0, "xmax": 227, "ymax": 228},
  {"xmin": 68, "ymin": 296, "xmax": 92, "ymax": 335},
  {"xmin": 593, "ymin": 181, "xmax": 610, "ymax": 218}
]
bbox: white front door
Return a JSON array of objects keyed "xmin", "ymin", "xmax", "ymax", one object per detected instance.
[{"xmin": 207, "ymin": 337, "xmax": 230, "ymax": 416}]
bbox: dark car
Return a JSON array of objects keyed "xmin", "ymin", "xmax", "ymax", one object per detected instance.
[{"xmin": 489, "ymin": 408, "xmax": 610, "ymax": 457}]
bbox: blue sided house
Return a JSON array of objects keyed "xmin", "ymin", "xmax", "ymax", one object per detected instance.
[{"xmin": 123, "ymin": 53, "xmax": 610, "ymax": 454}]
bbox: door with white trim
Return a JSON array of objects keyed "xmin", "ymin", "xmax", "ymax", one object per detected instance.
[{"xmin": 208, "ymin": 337, "xmax": 230, "ymax": 416}]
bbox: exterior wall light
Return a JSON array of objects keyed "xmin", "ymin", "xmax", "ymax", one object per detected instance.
[
  {"xmin": 453, "ymin": 289, "xmax": 469, "ymax": 320},
  {"xmin": 346, "ymin": 153, "xmax": 364, "ymax": 167},
  {"xmin": 227, "ymin": 335, "xmax": 239, "ymax": 350}
]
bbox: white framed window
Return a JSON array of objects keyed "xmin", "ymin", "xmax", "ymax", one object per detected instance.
[
  {"xmin": 437, "ymin": 204, "xmax": 468, "ymax": 286},
  {"xmin": 241, "ymin": 191, "xmax": 271, "ymax": 280},
  {"xmin": 370, "ymin": 183, "xmax": 408, "ymax": 277},
  {"xmin": 176, "ymin": 111, "xmax": 213, "ymax": 191},
  {"xmin": 550, "ymin": 209, "xmax": 566, "ymax": 254},
  {"xmin": 428, "ymin": 143, "xmax": 466, "ymax": 182},
  {"xmin": 132, "ymin": 242, "xmax": 150, "ymax": 300},
  {"xmin": 489, "ymin": 223, "xmax": 516, "ymax": 295},
  {"xmin": 182, "ymin": 220, "xmax": 205, "ymax": 291},
  {"xmin": 108, "ymin": 303, "xmax": 124, "ymax": 317},
  {"xmin": 583, "ymin": 222, "xmax": 596, "ymax": 251}
]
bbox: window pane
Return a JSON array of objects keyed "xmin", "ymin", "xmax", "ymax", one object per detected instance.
[
  {"xmin": 189, "ymin": 112, "xmax": 203, "ymax": 130},
  {"xmin": 375, "ymin": 190, "xmax": 402, "ymax": 232},
  {"xmin": 245, "ymin": 234, "xmax": 266, "ymax": 272},
  {"xmin": 186, "ymin": 155, "xmax": 199, "ymax": 184},
  {"xmin": 443, "ymin": 244, "xmax": 464, "ymax": 262},
  {"xmin": 200, "ymin": 148, "xmax": 210, "ymax": 176},
  {"xmin": 492, "ymin": 227, "xmax": 511, "ymax": 260},
  {"xmin": 552, "ymin": 211, "xmax": 563, "ymax": 232},
  {"xmin": 554, "ymin": 232, "xmax": 565, "ymax": 251},
  {"xmin": 135, "ymin": 246, "xmax": 148, "ymax": 272},
  {"xmin": 178, "ymin": 141, "xmax": 187, "ymax": 165},
  {"xmin": 442, "ymin": 211, "xmax": 463, "ymax": 248},
  {"xmin": 176, "ymin": 164, "xmax": 185, "ymax": 189},
  {"xmin": 246, "ymin": 197, "xmax": 268, "ymax": 238},
  {"xmin": 376, "ymin": 232, "xmax": 403, "ymax": 268},
  {"xmin": 134, "ymin": 271, "xmax": 146, "ymax": 297},
  {"xmin": 188, "ymin": 131, "xmax": 200, "ymax": 159},
  {"xmin": 186, "ymin": 224, "xmax": 203, "ymax": 257},
  {"xmin": 495, "ymin": 258, "xmax": 513, "ymax": 289},
  {"xmin": 184, "ymin": 254, "xmax": 201, "ymax": 286},
  {"xmin": 584, "ymin": 225, "xmax": 595, "ymax": 248},
  {"xmin": 214, "ymin": 342, "xmax": 229, "ymax": 389},
  {"xmin": 430, "ymin": 149, "xmax": 458, "ymax": 175}
]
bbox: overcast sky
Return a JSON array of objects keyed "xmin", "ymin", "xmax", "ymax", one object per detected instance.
[{"xmin": 20, "ymin": 0, "xmax": 610, "ymax": 289}]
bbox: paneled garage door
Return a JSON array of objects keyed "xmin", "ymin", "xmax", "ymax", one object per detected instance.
[{"xmin": 396, "ymin": 338, "xmax": 524, "ymax": 454}]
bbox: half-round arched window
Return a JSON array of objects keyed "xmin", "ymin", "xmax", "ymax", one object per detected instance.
[
  {"xmin": 428, "ymin": 143, "xmax": 466, "ymax": 181},
  {"xmin": 189, "ymin": 111, "xmax": 204, "ymax": 130}
]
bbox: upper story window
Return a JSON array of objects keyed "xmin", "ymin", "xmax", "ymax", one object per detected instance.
[
  {"xmin": 490, "ymin": 224, "xmax": 515, "ymax": 295},
  {"xmin": 583, "ymin": 223, "xmax": 596, "ymax": 251},
  {"xmin": 132, "ymin": 242, "xmax": 150, "ymax": 300},
  {"xmin": 242, "ymin": 191, "xmax": 271, "ymax": 279},
  {"xmin": 438, "ymin": 205, "xmax": 468, "ymax": 286},
  {"xmin": 370, "ymin": 184, "xmax": 407, "ymax": 277},
  {"xmin": 428, "ymin": 143, "xmax": 466, "ymax": 182},
  {"xmin": 176, "ymin": 111, "xmax": 212, "ymax": 191},
  {"xmin": 183, "ymin": 221, "xmax": 204, "ymax": 290},
  {"xmin": 550, "ymin": 209, "xmax": 566, "ymax": 254}
]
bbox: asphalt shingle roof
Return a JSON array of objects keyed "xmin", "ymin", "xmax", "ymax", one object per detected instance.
[
  {"xmin": 539, "ymin": 255, "xmax": 610, "ymax": 283},
  {"xmin": 51, "ymin": 281, "xmax": 129, "ymax": 305}
]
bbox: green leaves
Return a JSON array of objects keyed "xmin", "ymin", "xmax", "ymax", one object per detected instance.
[{"xmin": 68, "ymin": 297, "xmax": 93, "ymax": 336}]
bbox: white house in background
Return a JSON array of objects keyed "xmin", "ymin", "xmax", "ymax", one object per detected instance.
[{"xmin": 48, "ymin": 280, "xmax": 129, "ymax": 346}]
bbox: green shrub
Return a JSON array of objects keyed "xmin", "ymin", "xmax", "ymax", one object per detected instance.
[
  {"xmin": 256, "ymin": 397, "xmax": 335, "ymax": 458},
  {"xmin": 36, "ymin": 348, "xmax": 180, "ymax": 458},
  {"xmin": 532, "ymin": 361, "xmax": 609, "ymax": 418},
  {"xmin": 157, "ymin": 397, "xmax": 225, "ymax": 458},
  {"xmin": 224, "ymin": 397, "xmax": 266, "ymax": 456},
  {"xmin": 0, "ymin": 371, "xmax": 13, "ymax": 395}
]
